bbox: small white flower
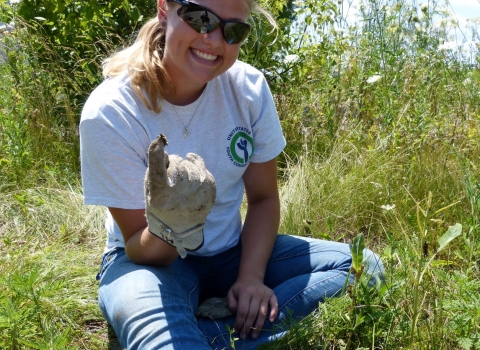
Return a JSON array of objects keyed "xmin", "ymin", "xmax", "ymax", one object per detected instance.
[
  {"xmin": 461, "ymin": 41, "xmax": 477, "ymax": 53},
  {"xmin": 284, "ymin": 54, "xmax": 300, "ymax": 64},
  {"xmin": 433, "ymin": 18, "xmax": 452, "ymax": 29},
  {"xmin": 438, "ymin": 41, "xmax": 457, "ymax": 51},
  {"xmin": 387, "ymin": 25, "xmax": 398, "ymax": 34},
  {"xmin": 366, "ymin": 75, "xmax": 382, "ymax": 84},
  {"xmin": 463, "ymin": 78, "xmax": 472, "ymax": 87},
  {"xmin": 438, "ymin": 7, "xmax": 452, "ymax": 17},
  {"xmin": 415, "ymin": 24, "xmax": 425, "ymax": 32},
  {"xmin": 381, "ymin": 204, "xmax": 396, "ymax": 211}
]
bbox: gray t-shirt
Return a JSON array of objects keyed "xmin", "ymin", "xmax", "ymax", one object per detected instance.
[{"xmin": 80, "ymin": 60, "xmax": 286, "ymax": 256}]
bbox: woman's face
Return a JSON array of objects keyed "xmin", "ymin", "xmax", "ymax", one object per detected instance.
[{"xmin": 159, "ymin": 0, "xmax": 251, "ymax": 93}]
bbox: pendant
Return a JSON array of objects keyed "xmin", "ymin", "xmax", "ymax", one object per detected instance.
[{"xmin": 182, "ymin": 128, "xmax": 189, "ymax": 138}]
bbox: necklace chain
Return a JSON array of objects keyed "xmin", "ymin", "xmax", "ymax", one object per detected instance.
[{"xmin": 170, "ymin": 92, "xmax": 205, "ymax": 138}]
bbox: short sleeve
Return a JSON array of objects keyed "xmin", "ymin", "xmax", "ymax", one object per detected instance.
[
  {"xmin": 80, "ymin": 89, "xmax": 149, "ymax": 209},
  {"xmin": 247, "ymin": 71, "xmax": 286, "ymax": 163}
]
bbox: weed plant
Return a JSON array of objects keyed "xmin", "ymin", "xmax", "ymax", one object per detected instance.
[
  {"xmin": 0, "ymin": 21, "xmax": 88, "ymax": 189},
  {"xmin": 1, "ymin": 0, "xmax": 479, "ymax": 348}
]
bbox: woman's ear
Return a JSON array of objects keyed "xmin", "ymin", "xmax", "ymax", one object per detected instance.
[{"xmin": 158, "ymin": 0, "xmax": 168, "ymax": 22}]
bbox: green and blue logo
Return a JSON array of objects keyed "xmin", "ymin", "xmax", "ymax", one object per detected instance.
[{"xmin": 226, "ymin": 127, "xmax": 254, "ymax": 167}]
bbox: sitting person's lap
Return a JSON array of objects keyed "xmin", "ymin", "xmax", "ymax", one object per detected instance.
[{"xmin": 98, "ymin": 234, "xmax": 383, "ymax": 349}]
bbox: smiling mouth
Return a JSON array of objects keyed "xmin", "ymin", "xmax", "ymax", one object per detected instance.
[{"xmin": 192, "ymin": 49, "xmax": 218, "ymax": 62}]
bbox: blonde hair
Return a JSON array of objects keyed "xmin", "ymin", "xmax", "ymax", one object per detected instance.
[
  {"xmin": 102, "ymin": 1, "xmax": 276, "ymax": 113},
  {"xmin": 103, "ymin": 18, "xmax": 169, "ymax": 113}
]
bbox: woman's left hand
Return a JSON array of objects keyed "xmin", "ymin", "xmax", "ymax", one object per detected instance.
[{"xmin": 227, "ymin": 276, "xmax": 278, "ymax": 340}]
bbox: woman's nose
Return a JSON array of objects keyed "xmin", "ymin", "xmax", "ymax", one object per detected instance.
[{"xmin": 202, "ymin": 26, "xmax": 223, "ymax": 46}]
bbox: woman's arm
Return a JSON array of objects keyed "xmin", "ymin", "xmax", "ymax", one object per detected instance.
[
  {"xmin": 108, "ymin": 207, "xmax": 179, "ymax": 266},
  {"xmin": 227, "ymin": 158, "xmax": 280, "ymax": 340}
]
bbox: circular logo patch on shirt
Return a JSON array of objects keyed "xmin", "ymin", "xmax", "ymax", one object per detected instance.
[{"xmin": 226, "ymin": 127, "xmax": 254, "ymax": 167}]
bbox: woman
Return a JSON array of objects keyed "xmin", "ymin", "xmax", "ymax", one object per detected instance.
[{"xmin": 80, "ymin": 0, "xmax": 383, "ymax": 349}]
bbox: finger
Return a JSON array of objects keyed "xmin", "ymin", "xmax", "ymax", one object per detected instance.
[
  {"xmin": 227, "ymin": 289, "xmax": 238, "ymax": 313},
  {"xmin": 165, "ymin": 155, "xmax": 185, "ymax": 186},
  {"xmin": 240, "ymin": 297, "xmax": 261, "ymax": 340},
  {"xmin": 182, "ymin": 158, "xmax": 202, "ymax": 182},
  {"xmin": 234, "ymin": 295, "xmax": 252, "ymax": 339},
  {"xmin": 251, "ymin": 299, "xmax": 269, "ymax": 339},
  {"xmin": 147, "ymin": 134, "xmax": 169, "ymax": 186},
  {"xmin": 186, "ymin": 152, "xmax": 206, "ymax": 169},
  {"xmin": 268, "ymin": 293, "xmax": 279, "ymax": 322},
  {"xmin": 186, "ymin": 153, "xmax": 216, "ymax": 189}
]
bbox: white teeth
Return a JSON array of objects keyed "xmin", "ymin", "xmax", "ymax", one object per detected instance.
[{"xmin": 192, "ymin": 49, "xmax": 218, "ymax": 61}]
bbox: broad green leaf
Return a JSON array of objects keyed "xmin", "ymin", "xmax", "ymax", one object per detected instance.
[
  {"xmin": 85, "ymin": 6, "xmax": 94, "ymax": 21},
  {"xmin": 437, "ymin": 223, "xmax": 462, "ymax": 252},
  {"xmin": 354, "ymin": 312, "xmax": 366, "ymax": 328},
  {"xmin": 351, "ymin": 233, "xmax": 365, "ymax": 272},
  {"xmin": 129, "ymin": 7, "xmax": 143, "ymax": 23}
]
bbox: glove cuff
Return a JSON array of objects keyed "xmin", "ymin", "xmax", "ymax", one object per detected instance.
[{"xmin": 147, "ymin": 211, "xmax": 205, "ymax": 258}]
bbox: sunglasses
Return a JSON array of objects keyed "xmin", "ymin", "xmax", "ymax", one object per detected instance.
[{"xmin": 167, "ymin": 0, "xmax": 251, "ymax": 45}]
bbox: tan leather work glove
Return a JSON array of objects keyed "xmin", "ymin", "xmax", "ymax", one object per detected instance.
[{"xmin": 145, "ymin": 134, "xmax": 216, "ymax": 258}]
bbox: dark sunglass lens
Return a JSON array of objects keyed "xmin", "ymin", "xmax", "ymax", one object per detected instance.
[
  {"xmin": 223, "ymin": 23, "xmax": 250, "ymax": 44},
  {"xmin": 179, "ymin": 8, "xmax": 220, "ymax": 34}
]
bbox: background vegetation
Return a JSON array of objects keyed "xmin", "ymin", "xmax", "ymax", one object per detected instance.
[{"xmin": 1, "ymin": 0, "xmax": 479, "ymax": 348}]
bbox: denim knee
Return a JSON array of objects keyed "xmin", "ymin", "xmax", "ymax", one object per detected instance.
[{"xmin": 362, "ymin": 248, "xmax": 384, "ymax": 285}]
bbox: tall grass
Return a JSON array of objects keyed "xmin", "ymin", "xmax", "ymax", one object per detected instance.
[
  {"xmin": 0, "ymin": 184, "xmax": 109, "ymax": 348},
  {"xmin": 273, "ymin": 133, "xmax": 479, "ymax": 349},
  {"xmin": 0, "ymin": 18, "xmax": 105, "ymax": 189},
  {"xmin": 1, "ymin": 0, "xmax": 479, "ymax": 348}
]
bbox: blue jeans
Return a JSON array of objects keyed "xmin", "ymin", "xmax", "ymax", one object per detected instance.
[{"xmin": 97, "ymin": 234, "xmax": 383, "ymax": 349}]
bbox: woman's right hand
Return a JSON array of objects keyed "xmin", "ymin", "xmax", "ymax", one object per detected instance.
[{"xmin": 144, "ymin": 134, "xmax": 216, "ymax": 258}]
